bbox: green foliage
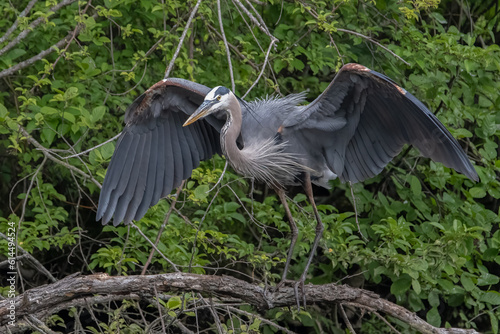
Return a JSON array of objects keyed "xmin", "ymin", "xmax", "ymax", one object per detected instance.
[{"xmin": 0, "ymin": 0, "xmax": 499, "ymax": 332}]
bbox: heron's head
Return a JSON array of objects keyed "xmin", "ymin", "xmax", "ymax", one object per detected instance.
[{"xmin": 183, "ymin": 86, "xmax": 233, "ymax": 126}]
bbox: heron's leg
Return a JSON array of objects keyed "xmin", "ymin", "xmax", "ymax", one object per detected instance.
[
  {"xmin": 297, "ymin": 173, "xmax": 325, "ymax": 306},
  {"xmin": 274, "ymin": 187, "xmax": 298, "ymax": 286}
]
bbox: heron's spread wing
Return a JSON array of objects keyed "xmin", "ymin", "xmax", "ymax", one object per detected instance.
[
  {"xmin": 97, "ymin": 79, "xmax": 223, "ymax": 225},
  {"xmin": 286, "ymin": 63, "xmax": 478, "ymax": 183}
]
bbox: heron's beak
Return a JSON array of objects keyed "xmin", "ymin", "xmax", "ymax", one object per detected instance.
[{"xmin": 183, "ymin": 100, "xmax": 216, "ymax": 126}]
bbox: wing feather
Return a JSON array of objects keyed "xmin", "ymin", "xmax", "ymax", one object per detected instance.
[
  {"xmin": 134, "ymin": 122, "xmax": 160, "ymax": 221},
  {"xmin": 288, "ymin": 63, "xmax": 477, "ymax": 183},
  {"xmin": 123, "ymin": 130, "xmax": 152, "ymax": 224},
  {"xmin": 112, "ymin": 133, "xmax": 147, "ymax": 224},
  {"xmin": 97, "ymin": 79, "xmax": 222, "ymax": 225}
]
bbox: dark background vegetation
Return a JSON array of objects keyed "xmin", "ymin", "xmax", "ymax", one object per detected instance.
[{"xmin": 0, "ymin": 0, "xmax": 499, "ymax": 332}]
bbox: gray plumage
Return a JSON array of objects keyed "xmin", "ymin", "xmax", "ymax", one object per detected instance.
[{"xmin": 96, "ymin": 63, "xmax": 478, "ymax": 226}]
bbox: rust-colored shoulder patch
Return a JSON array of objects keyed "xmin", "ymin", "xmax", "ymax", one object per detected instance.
[
  {"xmin": 392, "ymin": 82, "xmax": 407, "ymax": 95},
  {"xmin": 343, "ymin": 63, "xmax": 371, "ymax": 72}
]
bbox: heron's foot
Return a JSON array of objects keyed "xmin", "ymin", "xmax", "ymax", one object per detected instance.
[
  {"xmin": 294, "ymin": 276, "xmax": 307, "ymax": 309},
  {"xmin": 272, "ymin": 278, "xmax": 306, "ymax": 309},
  {"xmin": 272, "ymin": 278, "xmax": 294, "ymax": 292}
]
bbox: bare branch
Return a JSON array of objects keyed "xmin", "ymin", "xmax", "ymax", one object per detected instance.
[
  {"xmin": 29, "ymin": 0, "xmax": 93, "ymax": 94},
  {"xmin": 340, "ymin": 303, "xmax": 357, "ymax": 334},
  {"xmin": 0, "ymin": 13, "xmax": 98, "ymax": 79},
  {"xmin": 0, "ymin": 232, "xmax": 57, "ymax": 283},
  {"xmin": 0, "ymin": 273, "xmax": 481, "ymax": 334},
  {"xmin": 164, "ymin": 0, "xmax": 203, "ymax": 79},
  {"xmin": 130, "ymin": 223, "xmax": 179, "ymax": 272},
  {"xmin": 206, "ymin": 23, "xmax": 259, "ymax": 71},
  {"xmin": 232, "ymin": 0, "xmax": 274, "ymax": 39},
  {"xmin": 141, "ymin": 182, "xmax": 185, "ymax": 275},
  {"xmin": 224, "ymin": 305, "xmax": 298, "ymax": 334},
  {"xmin": 336, "ymin": 28, "xmax": 410, "ymax": 66},
  {"xmin": 0, "ymin": 0, "xmax": 39, "ymax": 44},
  {"xmin": 217, "ymin": 0, "xmax": 235, "ymax": 92},
  {"xmin": 0, "ymin": 0, "xmax": 79, "ymax": 57},
  {"xmin": 294, "ymin": 0, "xmax": 410, "ymax": 66},
  {"xmin": 17, "ymin": 126, "xmax": 101, "ymax": 188},
  {"xmin": 243, "ymin": 38, "xmax": 277, "ymax": 98},
  {"xmin": 64, "ymin": 133, "xmax": 121, "ymax": 159}
]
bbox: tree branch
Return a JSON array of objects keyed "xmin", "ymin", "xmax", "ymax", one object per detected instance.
[
  {"xmin": 0, "ymin": 0, "xmax": 79, "ymax": 57},
  {"xmin": 164, "ymin": 0, "xmax": 203, "ymax": 79},
  {"xmin": 0, "ymin": 273, "xmax": 480, "ymax": 334},
  {"xmin": 17, "ymin": 126, "xmax": 101, "ymax": 188},
  {"xmin": 0, "ymin": 0, "xmax": 39, "ymax": 44},
  {"xmin": 0, "ymin": 12, "xmax": 98, "ymax": 79}
]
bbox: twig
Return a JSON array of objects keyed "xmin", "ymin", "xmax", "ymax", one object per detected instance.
[
  {"xmin": 208, "ymin": 298, "xmax": 224, "ymax": 334},
  {"xmin": 206, "ymin": 23, "xmax": 259, "ymax": 71},
  {"xmin": 141, "ymin": 182, "xmax": 184, "ymax": 275},
  {"xmin": 349, "ymin": 182, "xmax": 367, "ymax": 241},
  {"xmin": 295, "ymin": 0, "xmax": 409, "ymax": 66},
  {"xmin": 217, "ymin": 0, "xmax": 235, "ymax": 92},
  {"xmin": 224, "ymin": 305, "xmax": 298, "ymax": 334},
  {"xmin": 336, "ymin": 28, "xmax": 410, "ymax": 66},
  {"xmin": 64, "ymin": 133, "xmax": 121, "ymax": 159},
  {"xmin": 0, "ymin": 13, "xmax": 97, "ymax": 79},
  {"xmin": 231, "ymin": 0, "xmax": 264, "ymax": 52},
  {"xmin": 25, "ymin": 314, "xmax": 59, "ymax": 334},
  {"xmin": 207, "ymin": 159, "xmax": 229, "ymax": 193},
  {"xmin": 243, "ymin": 0, "xmax": 269, "ymax": 32},
  {"xmin": 232, "ymin": 0, "xmax": 273, "ymax": 39},
  {"xmin": 0, "ymin": 232, "xmax": 57, "ymax": 283},
  {"xmin": 372, "ymin": 311, "xmax": 403, "ymax": 334},
  {"xmin": 0, "ymin": 0, "xmax": 79, "ymax": 57},
  {"xmin": 30, "ymin": 0, "xmax": 93, "ymax": 94},
  {"xmin": 243, "ymin": 38, "xmax": 277, "ymax": 98},
  {"xmin": 339, "ymin": 303, "xmax": 357, "ymax": 334},
  {"xmin": 19, "ymin": 156, "xmax": 46, "ymax": 226},
  {"xmin": 0, "ymin": 0, "xmax": 39, "ymax": 44},
  {"xmin": 17, "ymin": 126, "xmax": 101, "ymax": 188},
  {"xmin": 130, "ymin": 223, "xmax": 179, "ymax": 272},
  {"xmin": 164, "ymin": 0, "xmax": 203, "ymax": 78}
]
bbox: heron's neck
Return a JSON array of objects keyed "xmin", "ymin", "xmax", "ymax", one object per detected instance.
[
  {"xmin": 219, "ymin": 96, "xmax": 304, "ymax": 186},
  {"xmin": 221, "ymin": 99, "xmax": 244, "ymax": 170}
]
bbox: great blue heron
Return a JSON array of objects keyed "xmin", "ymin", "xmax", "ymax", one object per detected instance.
[{"xmin": 96, "ymin": 63, "xmax": 478, "ymax": 287}]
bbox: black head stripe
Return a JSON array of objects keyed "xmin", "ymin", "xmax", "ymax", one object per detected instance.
[{"xmin": 214, "ymin": 86, "xmax": 230, "ymax": 96}]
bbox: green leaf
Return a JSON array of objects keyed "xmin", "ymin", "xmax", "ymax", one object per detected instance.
[
  {"xmin": 193, "ymin": 185, "xmax": 209, "ymax": 201},
  {"xmin": 410, "ymin": 175, "xmax": 421, "ymax": 196},
  {"xmin": 428, "ymin": 290, "xmax": 440, "ymax": 307},
  {"xmin": 291, "ymin": 58, "xmax": 304, "ymax": 71},
  {"xmin": 0, "ymin": 103, "xmax": 8, "ymax": 120},
  {"xmin": 460, "ymin": 274, "xmax": 476, "ymax": 292},
  {"xmin": 477, "ymin": 273, "xmax": 500, "ymax": 286},
  {"xmin": 41, "ymin": 106, "xmax": 60, "ymax": 115},
  {"xmin": 391, "ymin": 275, "xmax": 412, "ymax": 296},
  {"xmin": 489, "ymin": 311, "xmax": 499, "ymax": 334},
  {"xmin": 64, "ymin": 87, "xmax": 79, "ymax": 100},
  {"xmin": 91, "ymin": 106, "xmax": 106, "ymax": 123},
  {"xmin": 412, "ymin": 279, "xmax": 421, "ymax": 295},
  {"xmin": 167, "ymin": 296, "xmax": 181, "ymax": 310},
  {"xmin": 480, "ymin": 291, "xmax": 500, "ymax": 305},
  {"xmin": 469, "ymin": 187, "xmax": 486, "ymax": 198},
  {"xmin": 273, "ymin": 59, "xmax": 287, "ymax": 73},
  {"xmin": 100, "ymin": 142, "xmax": 115, "ymax": 160},
  {"xmin": 426, "ymin": 307, "xmax": 441, "ymax": 327}
]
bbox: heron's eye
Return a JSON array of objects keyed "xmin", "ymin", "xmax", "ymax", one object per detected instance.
[{"xmin": 216, "ymin": 95, "xmax": 221, "ymax": 101}]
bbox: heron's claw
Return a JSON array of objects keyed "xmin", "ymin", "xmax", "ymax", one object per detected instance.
[
  {"xmin": 273, "ymin": 278, "xmax": 307, "ymax": 310},
  {"xmin": 272, "ymin": 278, "xmax": 293, "ymax": 292}
]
